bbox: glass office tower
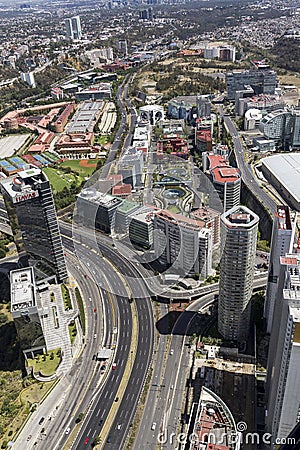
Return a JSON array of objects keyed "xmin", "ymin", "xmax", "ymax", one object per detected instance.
[{"xmin": 1, "ymin": 167, "xmax": 67, "ymax": 282}]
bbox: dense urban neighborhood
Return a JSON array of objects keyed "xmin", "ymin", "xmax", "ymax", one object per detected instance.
[{"xmin": 0, "ymin": 0, "xmax": 299, "ymax": 449}]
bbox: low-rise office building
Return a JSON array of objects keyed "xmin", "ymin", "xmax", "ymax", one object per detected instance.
[
  {"xmin": 75, "ymin": 83, "xmax": 112, "ymax": 101},
  {"xmin": 76, "ymin": 189, "xmax": 123, "ymax": 233},
  {"xmin": 11, "ymin": 267, "xmax": 46, "ymax": 357},
  {"xmin": 118, "ymin": 147, "xmax": 144, "ymax": 187},
  {"xmin": 128, "ymin": 206, "xmax": 156, "ymax": 249}
]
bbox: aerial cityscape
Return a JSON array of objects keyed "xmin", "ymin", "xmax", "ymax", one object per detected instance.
[{"xmin": 0, "ymin": 0, "xmax": 299, "ymax": 449}]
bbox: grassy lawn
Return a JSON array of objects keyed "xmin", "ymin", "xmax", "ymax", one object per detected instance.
[
  {"xmin": 61, "ymin": 285, "xmax": 72, "ymax": 310},
  {"xmin": 0, "ymin": 376, "xmax": 56, "ymax": 446},
  {"xmin": 75, "ymin": 288, "xmax": 85, "ymax": 335},
  {"xmin": 94, "ymin": 135, "xmax": 108, "ymax": 145},
  {"xmin": 20, "ymin": 380, "xmax": 56, "ymax": 405},
  {"xmin": 26, "ymin": 349, "xmax": 61, "ymax": 377},
  {"xmin": 60, "ymin": 159, "xmax": 97, "ymax": 177},
  {"xmin": 68, "ymin": 320, "xmax": 77, "ymax": 345},
  {"xmin": 43, "ymin": 167, "xmax": 79, "ymax": 193},
  {"xmin": 168, "ymin": 205, "xmax": 181, "ymax": 214}
]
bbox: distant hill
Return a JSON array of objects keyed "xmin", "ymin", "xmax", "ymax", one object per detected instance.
[{"xmin": 270, "ymin": 37, "xmax": 300, "ymax": 72}]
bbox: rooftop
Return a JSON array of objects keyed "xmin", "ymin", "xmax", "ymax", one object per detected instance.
[
  {"xmin": 262, "ymin": 153, "xmax": 300, "ymax": 205},
  {"xmin": 211, "ymin": 166, "xmax": 240, "ymax": 184},
  {"xmin": 1, "ymin": 167, "xmax": 44, "ymax": 202},
  {"xmin": 207, "ymin": 154, "xmax": 228, "ymax": 170},
  {"xmin": 10, "ymin": 267, "xmax": 36, "ymax": 310},
  {"xmin": 276, "ymin": 206, "xmax": 292, "ymax": 231},
  {"xmin": 155, "ymin": 209, "xmax": 206, "ymax": 232},
  {"xmin": 78, "ymin": 189, "xmax": 122, "ymax": 208},
  {"xmin": 222, "ymin": 205, "xmax": 259, "ymax": 228},
  {"xmin": 117, "ymin": 199, "xmax": 138, "ymax": 213},
  {"xmin": 190, "ymin": 386, "xmax": 238, "ymax": 450}
]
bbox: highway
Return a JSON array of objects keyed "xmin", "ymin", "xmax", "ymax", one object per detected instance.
[
  {"xmin": 61, "ymin": 230, "xmax": 155, "ymax": 449},
  {"xmin": 134, "ymin": 274, "xmax": 268, "ymax": 449},
  {"xmin": 101, "ymin": 74, "xmax": 136, "ymax": 179},
  {"xmin": 13, "ymin": 251, "xmax": 115, "ymax": 450},
  {"xmin": 218, "ymin": 106, "xmax": 277, "ymax": 216}
]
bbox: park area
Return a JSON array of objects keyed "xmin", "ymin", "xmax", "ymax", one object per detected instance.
[
  {"xmin": 43, "ymin": 159, "xmax": 98, "ymax": 193},
  {"xmin": 0, "ymin": 371, "xmax": 56, "ymax": 447}
]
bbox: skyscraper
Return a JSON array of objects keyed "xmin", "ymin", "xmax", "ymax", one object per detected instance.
[
  {"xmin": 264, "ymin": 206, "xmax": 294, "ymax": 333},
  {"xmin": 1, "ymin": 167, "xmax": 67, "ymax": 282},
  {"xmin": 65, "ymin": 15, "xmax": 82, "ymax": 40},
  {"xmin": 153, "ymin": 209, "xmax": 213, "ymax": 278},
  {"xmin": 266, "ymin": 254, "xmax": 300, "ymax": 444},
  {"xmin": 218, "ymin": 205, "xmax": 259, "ymax": 342}
]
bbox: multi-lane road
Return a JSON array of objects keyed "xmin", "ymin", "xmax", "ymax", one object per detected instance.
[
  {"xmin": 218, "ymin": 106, "xmax": 277, "ymax": 216},
  {"xmin": 60, "ymin": 229, "xmax": 154, "ymax": 450},
  {"xmin": 134, "ymin": 273, "xmax": 268, "ymax": 450}
]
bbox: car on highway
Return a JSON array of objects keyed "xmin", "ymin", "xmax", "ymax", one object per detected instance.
[
  {"xmin": 99, "ymin": 418, "xmax": 104, "ymax": 426},
  {"xmin": 107, "ymin": 435, "xmax": 112, "ymax": 443},
  {"xmin": 151, "ymin": 422, "xmax": 156, "ymax": 431},
  {"xmin": 84, "ymin": 437, "xmax": 89, "ymax": 445},
  {"xmin": 65, "ymin": 427, "xmax": 70, "ymax": 435},
  {"xmin": 117, "ymin": 423, "xmax": 122, "ymax": 430},
  {"xmin": 39, "ymin": 417, "xmax": 45, "ymax": 425},
  {"xmin": 170, "ymin": 349, "xmax": 174, "ymax": 355},
  {"xmin": 112, "ymin": 362, "xmax": 117, "ymax": 370},
  {"xmin": 94, "ymin": 334, "xmax": 97, "ymax": 339}
]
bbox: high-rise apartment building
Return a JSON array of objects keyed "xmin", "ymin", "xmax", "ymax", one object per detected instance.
[
  {"xmin": 226, "ymin": 69, "xmax": 277, "ymax": 100},
  {"xmin": 20, "ymin": 72, "xmax": 36, "ymax": 88},
  {"xmin": 265, "ymin": 206, "xmax": 294, "ymax": 333},
  {"xmin": 266, "ymin": 254, "xmax": 300, "ymax": 445},
  {"xmin": 203, "ymin": 152, "xmax": 241, "ymax": 212},
  {"xmin": 1, "ymin": 168, "xmax": 67, "ymax": 282},
  {"xmin": 117, "ymin": 39, "xmax": 128, "ymax": 56},
  {"xmin": 154, "ymin": 210, "xmax": 213, "ymax": 278},
  {"xmin": 65, "ymin": 15, "xmax": 82, "ymax": 40},
  {"xmin": 218, "ymin": 205, "xmax": 259, "ymax": 342}
]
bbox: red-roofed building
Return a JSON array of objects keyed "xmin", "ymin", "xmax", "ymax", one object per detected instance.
[
  {"xmin": 35, "ymin": 131, "xmax": 54, "ymax": 147},
  {"xmin": 156, "ymin": 137, "xmax": 189, "ymax": 160},
  {"xmin": 203, "ymin": 152, "xmax": 241, "ymax": 212},
  {"xmin": 51, "ymin": 103, "xmax": 76, "ymax": 133},
  {"xmin": 112, "ymin": 183, "xmax": 132, "ymax": 198},
  {"xmin": 196, "ymin": 129, "xmax": 213, "ymax": 153},
  {"xmin": 22, "ymin": 154, "xmax": 43, "ymax": 166},
  {"xmin": 27, "ymin": 143, "xmax": 46, "ymax": 153},
  {"xmin": 190, "ymin": 387, "xmax": 239, "ymax": 450}
]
